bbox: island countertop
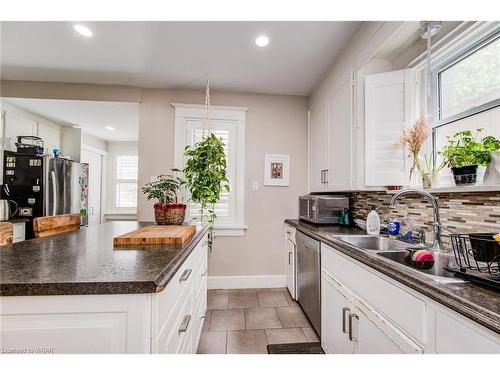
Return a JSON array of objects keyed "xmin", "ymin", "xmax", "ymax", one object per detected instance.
[{"xmin": 0, "ymin": 221, "xmax": 209, "ymax": 297}]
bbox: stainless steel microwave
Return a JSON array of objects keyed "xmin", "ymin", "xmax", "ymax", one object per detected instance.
[{"xmin": 299, "ymin": 195, "xmax": 349, "ymax": 224}]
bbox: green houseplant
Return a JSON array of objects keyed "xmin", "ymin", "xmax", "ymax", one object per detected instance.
[
  {"xmin": 178, "ymin": 133, "xmax": 230, "ymax": 250},
  {"xmin": 142, "ymin": 174, "xmax": 186, "ymax": 225},
  {"xmin": 439, "ymin": 129, "xmax": 500, "ymax": 185}
]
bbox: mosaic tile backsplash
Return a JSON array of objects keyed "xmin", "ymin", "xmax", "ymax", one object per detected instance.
[{"xmin": 348, "ymin": 191, "xmax": 500, "ymax": 247}]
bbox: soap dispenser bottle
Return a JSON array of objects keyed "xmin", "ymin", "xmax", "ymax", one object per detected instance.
[{"xmin": 366, "ymin": 206, "xmax": 381, "ymax": 235}]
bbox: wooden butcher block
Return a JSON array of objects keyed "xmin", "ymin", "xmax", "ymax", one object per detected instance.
[{"xmin": 113, "ymin": 225, "xmax": 196, "ymax": 246}]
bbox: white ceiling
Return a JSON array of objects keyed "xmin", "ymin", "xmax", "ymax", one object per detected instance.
[
  {"xmin": 3, "ymin": 98, "xmax": 139, "ymax": 142},
  {"xmin": 0, "ymin": 21, "xmax": 363, "ymax": 95}
]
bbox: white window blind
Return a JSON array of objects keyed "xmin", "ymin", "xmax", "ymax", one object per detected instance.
[{"xmin": 115, "ymin": 154, "xmax": 138, "ymax": 208}]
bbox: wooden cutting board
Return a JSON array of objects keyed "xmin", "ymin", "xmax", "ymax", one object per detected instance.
[{"xmin": 113, "ymin": 225, "xmax": 196, "ymax": 246}]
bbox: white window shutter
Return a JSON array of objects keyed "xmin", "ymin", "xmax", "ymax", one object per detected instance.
[{"xmin": 364, "ymin": 69, "xmax": 411, "ymax": 187}]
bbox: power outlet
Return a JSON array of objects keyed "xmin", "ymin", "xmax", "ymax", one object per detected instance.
[{"xmin": 252, "ymin": 181, "xmax": 259, "ymax": 191}]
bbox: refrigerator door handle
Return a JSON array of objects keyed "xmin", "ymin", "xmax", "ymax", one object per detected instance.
[{"xmin": 51, "ymin": 170, "xmax": 57, "ymax": 215}]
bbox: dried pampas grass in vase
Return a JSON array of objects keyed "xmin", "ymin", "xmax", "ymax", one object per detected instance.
[{"xmin": 397, "ymin": 117, "xmax": 431, "ymax": 182}]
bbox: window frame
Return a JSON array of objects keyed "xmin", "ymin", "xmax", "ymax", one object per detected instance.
[
  {"xmin": 112, "ymin": 150, "xmax": 139, "ymax": 212},
  {"xmin": 172, "ymin": 103, "xmax": 247, "ymax": 237},
  {"xmin": 431, "ymin": 28, "xmax": 500, "ymax": 129}
]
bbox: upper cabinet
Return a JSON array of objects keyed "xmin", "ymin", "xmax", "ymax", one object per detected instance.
[
  {"xmin": 309, "ymin": 72, "xmax": 354, "ymax": 192},
  {"xmin": 364, "ymin": 69, "xmax": 411, "ymax": 187}
]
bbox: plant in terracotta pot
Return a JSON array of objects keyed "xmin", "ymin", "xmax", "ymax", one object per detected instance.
[
  {"xmin": 176, "ymin": 133, "xmax": 229, "ymax": 251},
  {"xmin": 142, "ymin": 174, "xmax": 186, "ymax": 225},
  {"xmin": 439, "ymin": 129, "xmax": 500, "ymax": 185}
]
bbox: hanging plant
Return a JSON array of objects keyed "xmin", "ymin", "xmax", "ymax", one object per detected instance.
[{"xmin": 180, "ymin": 133, "xmax": 230, "ymax": 250}]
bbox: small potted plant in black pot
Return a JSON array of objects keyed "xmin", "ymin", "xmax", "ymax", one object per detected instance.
[
  {"xmin": 439, "ymin": 129, "xmax": 500, "ymax": 185},
  {"xmin": 142, "ymin": 174, "xmax": 186, "ymax": 225}
]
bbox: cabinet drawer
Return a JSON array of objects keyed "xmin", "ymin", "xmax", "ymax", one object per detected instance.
[
  {"xmin": 151, "ymin": 252, "xmax": 196, "ymax": 337},
  {"xmin": 152, "ymin": 290, "xmax": 193, "ymax": 354},
  {"xmin": 321, "ymin": 243, "xmax": 426, "ymax": 344}
]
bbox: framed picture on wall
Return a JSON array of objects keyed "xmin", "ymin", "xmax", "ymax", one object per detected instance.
[{"xmin": 264, "ymin": 154, "xmax": 290, "ymax": 186}]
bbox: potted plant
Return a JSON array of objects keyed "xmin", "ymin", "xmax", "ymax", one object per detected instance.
[
  {"xmin": 177, "ymin": 132, "xmax": 229, "ymax": 251},
  {"xmin": 398, "ymin": 117, "xmax": 430, "ymax": 186},
  {"xmin": 439, "ymin": 129, "xmax": 500, "ymax": 185},
  {"xmin": 142, "ymin": 174, "xmax": 186, "ymax": 225}
]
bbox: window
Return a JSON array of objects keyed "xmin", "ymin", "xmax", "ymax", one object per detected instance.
[
  {"xmin": 437, "ymin": 32, "xmax": 500, "ymax": 122},
  {"xmin": 114, "ymin": 153, "xmax": 138, "ymax": 209},
  {"xmin": 173, "ymin": 104, "xmax": 247, "ymax": 236}
]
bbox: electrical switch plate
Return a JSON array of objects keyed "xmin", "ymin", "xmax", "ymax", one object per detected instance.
[{"xmin": 252, "ymin": 181, "xmax": 259, "ymax": 191}]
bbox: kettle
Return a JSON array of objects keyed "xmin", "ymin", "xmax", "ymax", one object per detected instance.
[{"xmin": 0, "ymin": 199, "xmax": 18, "ymax": 221}]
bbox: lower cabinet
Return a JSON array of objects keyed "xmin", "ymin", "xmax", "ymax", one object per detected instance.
[
  {"xmin": 321, "ymin": 267, "xmax": 421, "ymax": 354},
  {"xmin": 284, "ymin": 224, "xmax": 296, "ymax": 300},
  {"xmin": 320, "ymin": 242, "xmax": 500, "ymax": 354}
]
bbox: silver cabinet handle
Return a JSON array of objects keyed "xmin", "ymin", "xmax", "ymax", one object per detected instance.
[
  {"xmin": 348, "ymin": 313, "xmax": 359, "ymax": 341},
  {"xmin": 288, "ymin": 251, "xmax": 292, "ymax": 265},
  {"xmin": 201, "ymin": 269, "xmax": 208, "ymax": 276},
  {"xmin": 178, "ymin": 314, "xmax": 191, "ymax": 334},
  {"xmin": 179, "ymin": 269, "xmax": 192, "ymax": 282},
  {"xmin": 342, "ymin": 307, "xmax": 351, "ymax": 333},
  {"xmin": 324, "ymin": 169, "xmax": 329, "ymax": 184}
]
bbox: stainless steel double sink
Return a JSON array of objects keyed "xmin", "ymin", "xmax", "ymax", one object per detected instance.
[{"xmin": 332, "ymin": 235, "xmax": 462, "ymax": 283}]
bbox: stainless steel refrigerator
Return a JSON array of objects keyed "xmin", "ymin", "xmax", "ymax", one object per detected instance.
[{"xmin": 2, "ymin": 151, "xmax": 89, "ymax": 238}]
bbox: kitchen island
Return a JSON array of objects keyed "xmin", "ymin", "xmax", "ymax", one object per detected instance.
[{"xmin": 0, "ymin": 221, "xmax": 209, "ymax": 354}]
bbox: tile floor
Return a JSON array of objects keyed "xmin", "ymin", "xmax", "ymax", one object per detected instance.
[{"xmin": 197, "ymin": 288, "xmax": 319, "ymax": 354}]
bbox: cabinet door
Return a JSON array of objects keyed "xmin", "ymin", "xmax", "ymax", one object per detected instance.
[
  {"xmin": 286, "ymin": 238, "xmax": 296, "ymax": 300},
  {"xmin": 327, "ymin": 75, "xmax": 353, "ymax": 190},
  {"xmin": 321, "ymin": 271, "xmax": 353, "ymax": 354},
  {"xmin": 352, "ymin": 298, "xmax": 422, "ymax": 354},
  {"xmin": 310, "ymin": 106, "xmax": 327, "ymax": 192},
  {"xmin": 37, "ymin": 122, "xmax": 61, "ymax": 154},
  {"xmin": 4, "ymin": 111, "xmax": 37, "ymax": 151}
]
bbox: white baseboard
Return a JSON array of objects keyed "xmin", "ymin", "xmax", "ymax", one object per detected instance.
[{"xmin": 208, "ymin": 275, "xmax": 286, "ymax": 290}]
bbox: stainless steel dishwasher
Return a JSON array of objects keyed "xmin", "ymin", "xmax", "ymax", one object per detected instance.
[{"xmin": 296, "ymin": 230, "xmax": 321, "ymax": 336}]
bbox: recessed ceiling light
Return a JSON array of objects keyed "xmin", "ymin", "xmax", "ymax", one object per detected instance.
[
  {"xmin": 73, "ymin": 24, "xmax": 93, "ymax": 38},
  {"xmin": 255, "ymin": 35, "xmax": 270, "ymax": 47},
  {"xmin": 105, "ymin": 126, "xmax": 115, "ymax": 131}
]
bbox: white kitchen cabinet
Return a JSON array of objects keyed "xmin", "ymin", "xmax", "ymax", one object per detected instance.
[
  {"xmin": 309, "ymin": 72, "xmax": 354, "ymax": 192},
  {"xmin": 321, "ymin": 270, "xmax": 353, "ymax": 354},
  {"xmin": 284, "ymin": 224, "xmax": 296, "ymax": 300},
  {"xmin": 309, "ymin": 106, "xmax": 328, "ymax": 192},
  {"xmin": 326, "ymin": 74, "xmax": 353, "ymax": 191},
  {"xmin": 3, "ymin": 111, "xmax": 37, "ymax": 151},
  {"xmin": 37, "ymin": 122, "xmax": 61, "ymax": 154},
  {"xmin": 320, "ymin": 241, "xmax": 500, "ymax": 354}
]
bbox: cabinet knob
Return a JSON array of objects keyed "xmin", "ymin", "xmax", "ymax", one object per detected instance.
[{"xmin": 342, "ymin": 307, "xmax": 351, "ymax": 334}]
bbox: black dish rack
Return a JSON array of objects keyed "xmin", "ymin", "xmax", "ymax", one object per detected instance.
[{"xmin": 445, "ymin": 233, "xmax": 500, "ymax": 291}]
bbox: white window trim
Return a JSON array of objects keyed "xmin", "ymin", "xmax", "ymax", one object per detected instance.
[{"xmin": 172, "ymin": 103, "xmax": 247, "ymax": 236}]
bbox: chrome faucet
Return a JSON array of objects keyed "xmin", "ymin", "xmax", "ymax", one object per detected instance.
[{"xmin": 389, "ymin": 189, "xmax": 446, "ymax": 252}]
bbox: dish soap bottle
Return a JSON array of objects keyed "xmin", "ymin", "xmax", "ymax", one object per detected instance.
[{"xmin": 366, "ymin": 206, "xmax": 381, "ymax": 235}]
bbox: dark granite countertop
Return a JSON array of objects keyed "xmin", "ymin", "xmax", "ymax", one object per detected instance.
[
  {"xmin": 0, "ymin": 221, "xmax": 208, "ymax": 296},
  {"xmin": 285, "ymin": 219, "xmax": 500, "ymax": 335}
]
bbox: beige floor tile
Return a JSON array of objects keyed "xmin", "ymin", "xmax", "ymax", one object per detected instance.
[
  {"xmin": 257, "ymin": 290, "xmax": 289, "ymax": 308},
  {"xmin": 265, "ymin": 328, "xmax": 308, "ymax": 345},
  {"xmin": 227, "ymin": 330, "xmax": 268, "ymax": 354},
  {"xmin": 207, "ymin": 290, "xmax": 229, "ymax": 309},
  {"xmin": 197, "ymin": 331, "xmax": 227, "ymax": 354},
  {"xmin": 282, "ymin": 289, "xmax": 299, "ymax": 306},
  {"xmin": 276, "ymin": 306, "xmax": 311, "ymax": 328},
  {"xmin": 202, "ymin": 310, "xmax": 212, "ymax": 332},
  {"xmin": 302, "ymin": 327, "xmax": 320, "ymax": 342},
  {"xmin": 228, "ymin": 290, "xmax": 259, "ymax": 309},
  {"xmin": 209, "ymin": 308, "xmax": 245, "ymax": 331},
  {"xmin": 245, "ymin": 307, "xmax": 282, "ymax": 329}
]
